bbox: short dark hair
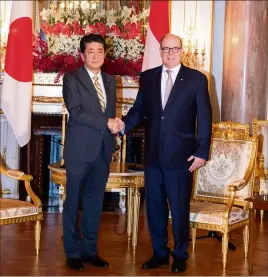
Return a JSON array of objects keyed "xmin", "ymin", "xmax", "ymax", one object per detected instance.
[{"xmin": 80, "ymin": 33, "xmax": 106, "ymax": 54}]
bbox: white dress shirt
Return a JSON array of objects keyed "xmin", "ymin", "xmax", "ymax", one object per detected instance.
[
  {"xmin": 161, "ymin": 64, "xmax": 181, "ymax": 108},
  {"xmin": 85, "ymin": 66, "xmax": 107, "ymax": 107}
]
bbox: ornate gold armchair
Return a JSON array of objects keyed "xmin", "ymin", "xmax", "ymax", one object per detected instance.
[
  {"xmin": 190, "ymin": 122, "xmax": 258, "ymax": 269},
  {"xmin": 0, "ymin": 164, "xmax": 43, "ymax": 255},
  {"xmin": 252, "ymin": 119, "xmax": 268, "ymax": 220}
]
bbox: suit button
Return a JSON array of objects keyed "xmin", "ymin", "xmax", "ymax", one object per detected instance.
[
  {"xmin": 101, "ymin": 131, "xmax": 104, "ymax": 134},
  {"xmin": 161, "ymin": 116, "xmax": 164, "ymax": 120}
]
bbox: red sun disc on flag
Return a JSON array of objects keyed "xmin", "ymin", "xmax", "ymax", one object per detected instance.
[{"xmin": 4, "ymin": 17, "xmax": 32, "ymax": 82}]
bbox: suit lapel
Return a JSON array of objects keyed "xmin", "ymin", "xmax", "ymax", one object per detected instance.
[
  {"xmin": 164, "ymin": 64, "xmax": 188, "ymax": 110},
  {"xmin": 77, "ymin": 66, "xmax": 106, "ymax": 113},
  {"xmin": 77, "ymin": 66, "xmax": 96, "ymax": 94},
  {"xmin": 101, "ymin": 72, "xmax": 111, "ymax": 115},
  {"xmin": 154, "ymin": 66, "xmax": 163, "ymax": 112}
]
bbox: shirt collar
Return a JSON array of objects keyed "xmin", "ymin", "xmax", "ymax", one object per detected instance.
[
  {"xmin": 162, "ymin": 63, "xmax": 181, "ymax": 75},
  {"xmin": 84, "ymin": 65, "xmax": 101, "ymax": 80}
]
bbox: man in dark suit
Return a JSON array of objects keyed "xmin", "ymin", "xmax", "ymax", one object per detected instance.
[
  {"xmin": 62, "ymin": 34, "xmax": 120, "ymax": 271},
  {"xmin": 118, "ymin": 33, "xmax": 212, "ymax": 273}
]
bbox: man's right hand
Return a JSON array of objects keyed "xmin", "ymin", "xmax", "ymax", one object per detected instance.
[{"xmin": 107, "ymin": 118, "xmax": 124, "ymax": 134}]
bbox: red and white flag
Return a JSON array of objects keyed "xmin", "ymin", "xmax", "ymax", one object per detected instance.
[
  {"xmin": 142, "ymin": 1, "xmax": 170, "ymax": 71},
  {"xmin": 1, "ymin": 1, "xmax": 33, "ymax": 147}
]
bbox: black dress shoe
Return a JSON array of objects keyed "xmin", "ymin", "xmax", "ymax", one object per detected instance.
[
  {"xmin": 66, "ymin": 258, "xmax": 84, "ymax": 271},
  {"xmin": 82, "ymin": 255, "xmax": 109, "ymax": 267},
  {"xmin": 142, "ymin": 255, "xmax": 169, "ymax": 269},
  {"xmin": 171, "ymin": 257, "xmax": 186, "ymax": 273}
]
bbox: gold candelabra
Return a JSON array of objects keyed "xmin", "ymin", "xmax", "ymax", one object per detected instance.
[{"xmin": 181, "ymin": 25, "xmax": 206, "ymax": 70}]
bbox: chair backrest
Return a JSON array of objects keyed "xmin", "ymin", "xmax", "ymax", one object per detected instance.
[
  {"xmin": 192, "ymin": 122, "xmax": 258, "ymax": 207},
  {"xmin": 252, "ymin": 119, "xmax": 268, "ymax": 170},
  {"xmin": 212, "ymin": 120, "xmax": 250, "ymax": 139}
]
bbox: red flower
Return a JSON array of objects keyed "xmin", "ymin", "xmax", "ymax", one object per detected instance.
[
  {"xmin": 72, "ymin": 21, "xmax": 85, "ymax": 35},
  {"xmin": 41, "ymin": 21, "xmax": 53, "ymax": 35},
  {"xmin": 94, "ymin": 22, "xmax": 107, "ymax": 36},
  {"xmin": 121, "ymin": 22, "xmax": 142, "ymax": 39},
  {"xmin": 87, "ymin": 24, "xmax": 97, "ymax": 34},
  {"xmin": 61, "ymin": 25, "xmax": 72, "ymax": 37},
  {"xmin": 109, "ymin": 25, "xmax": 121, "ymax": 36},
  {"xmin": 52, "ymin": 22, "xmax": 65, "ymax": 35}
]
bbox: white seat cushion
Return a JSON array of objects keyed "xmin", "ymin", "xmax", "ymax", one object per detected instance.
[
  {"xmin": 190, "ymin": 202, "xmax": 248, "ymax": 225},
  {"xmin": 0, "ymin": 198, "xmax": 38, "ymax": 220}
]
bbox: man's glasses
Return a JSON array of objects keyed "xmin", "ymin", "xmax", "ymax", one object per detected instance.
[{"xmin": 161, "ymin": 47, "xmax": 181, "ymax": 53}]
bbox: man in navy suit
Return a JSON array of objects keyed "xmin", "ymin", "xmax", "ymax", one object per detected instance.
[
  {"xmin": 118, "ymin": 33, "xmax": 212, "ymax": 273},
  {"xmin": 62, "ymin": 34, "xmax": 120, "ymax": 271}
]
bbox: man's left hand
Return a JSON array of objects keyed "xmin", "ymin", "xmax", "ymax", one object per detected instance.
[{"xmin": 187, "ymin": 156, "xmax": 206, "ymax": 172}]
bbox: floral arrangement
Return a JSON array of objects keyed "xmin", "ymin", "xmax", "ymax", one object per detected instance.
[{"xmin": 33, "ymin": 3, "xmax": 149, "ymax": 82}]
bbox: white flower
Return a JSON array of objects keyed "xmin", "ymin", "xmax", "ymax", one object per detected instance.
[
  {"xmin": 130, "ymin": 14, "xmax": 138, "ymax": 24},
  {"xmin": 106, "ymin": 9, "xmax": 116, "ymax": 28},
  {"xmin": 40, "ymin": 8, "xmax": 51, "ymax": 21},
  {"xmin": 112, "ymin": 38, "xmax": 144, "ymax": 61},
  {"xmin": 121, "ymin": 6, "xmax": 132, "ymax": 20},
  {"xmin": 93, "ymin": 10, "xmax": 106, "ymax": 21},
  {"xmin": 47, "ymin": 34, "xmax": 82, "ymax": 56}
]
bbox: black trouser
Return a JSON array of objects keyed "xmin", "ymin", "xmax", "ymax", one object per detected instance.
[
  {"xmin": 144, "ymin": 164, "xmax": 193, "ymax": 259},
  {"xmin": 63, "ymin": 146, "xmax": 109, "ymax": 258}
]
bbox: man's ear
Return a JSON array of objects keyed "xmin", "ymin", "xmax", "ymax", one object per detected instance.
[{"xmin": 79, "ymin": 52, "xmax": 85, "ymax": 62}]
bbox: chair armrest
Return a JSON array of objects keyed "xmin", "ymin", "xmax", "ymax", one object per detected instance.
[
  {"xmin": 0, "ymin": 165, "xmax": 42, "ymax": 208},
  {"xmin": 228, "ymin": 179, "xmax": 246, "ymax": 192},
  {"xmin": 222, "ymin": 179, "xmax": 247, "ymax": 224}
]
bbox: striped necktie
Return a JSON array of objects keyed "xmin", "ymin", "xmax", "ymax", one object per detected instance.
[{"xmin": 93, "ymin": 75, "xmax": 105, "ymax": 112}]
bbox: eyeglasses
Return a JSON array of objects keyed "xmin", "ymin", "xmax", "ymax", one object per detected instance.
[{"xmin": 161, "ymin": 47, "xmax": 181, "ymax": 53}]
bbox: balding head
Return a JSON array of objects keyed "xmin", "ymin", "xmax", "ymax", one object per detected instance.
[
  {"xmin": 160, "ymin": 33, "xmax": 183, "ymax": 48},
  {"xmin": 159, "ymin": 33, "xmax": 183, "ymax": 69}
]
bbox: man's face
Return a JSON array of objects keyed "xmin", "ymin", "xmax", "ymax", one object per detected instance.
[
  {"xmin": 80, "ymin": 42, "xmax": 105, "ymax": 72},
  {"xmin": 160, "ymin": 35, "xmax": 183, "ymax": 69}
]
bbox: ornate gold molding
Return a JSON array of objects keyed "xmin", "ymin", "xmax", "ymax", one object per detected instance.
[
  {"xmin": 116, "ymin": 97, "xmax": 135, "ymax": 105},
  {"xmin": 32, "ymin": 96, "xmax": 63, "ymax": 103},
  {"xmin": 32, "ymin": 96, "xmax": 135, "ymax": 105},
  {"xmin": 33, "ymin": 73, "xmax": 139, "ymax": 88}
]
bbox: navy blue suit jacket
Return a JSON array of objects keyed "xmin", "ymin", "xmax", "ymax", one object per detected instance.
[
  {"xmin": 122, "ymin": 64, "xmax": 212, "ymax": 169},
  {"xmin": 63, "ymin": 66, "xmax": 116, "ymax": 166}
]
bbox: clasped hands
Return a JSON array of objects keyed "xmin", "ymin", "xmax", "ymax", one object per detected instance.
[{"xmin": 108, "ymin": 118, "xmax": 124, "ymax": 134}]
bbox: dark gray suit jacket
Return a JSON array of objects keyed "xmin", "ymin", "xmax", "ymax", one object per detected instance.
[{"xmin": 63, "ymin": 66, "xmax": 117, "ymax": 166}]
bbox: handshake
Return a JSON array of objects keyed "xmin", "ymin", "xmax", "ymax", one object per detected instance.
[{"xmin": 107, "ymin": 117, "xmax": 125, "ymax": 134}]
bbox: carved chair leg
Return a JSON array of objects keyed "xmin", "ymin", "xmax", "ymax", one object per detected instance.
[
  {"xmin": 222, "ymin": 233, "xmax": 228, "ymax": 269},
  {"xmin": 119, "ymin": 188, "xmax": 126, "ymax": 214},
  {"xmin": 260, "ymin": 210, "xmax": 264, "ymax": 220},
  {"xmin": 191, "ymin": 227, "xmax": 196, "ymax": 251},
  {"xmin": 132, "ymin": 188, "xmax": 141, "ymax": 256},
  {"xmin": 127, "ymin": 188, "xmax": 133, "ymax": 241},
  {"xmin": 243, "ymin": 225, "xmax": 249, "ymax": 258},
  {"xmin": 58, "ymin": 185, "xmax": 65, "ymax": 213},
  {"xmin": 35, "ymin": 220, "xmax": 41, "ymax": 255}
]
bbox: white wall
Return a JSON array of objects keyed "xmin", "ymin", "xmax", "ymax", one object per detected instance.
[{"xmin": 210, "ymin": 0, "xmax": 226, "ymax": 122}]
